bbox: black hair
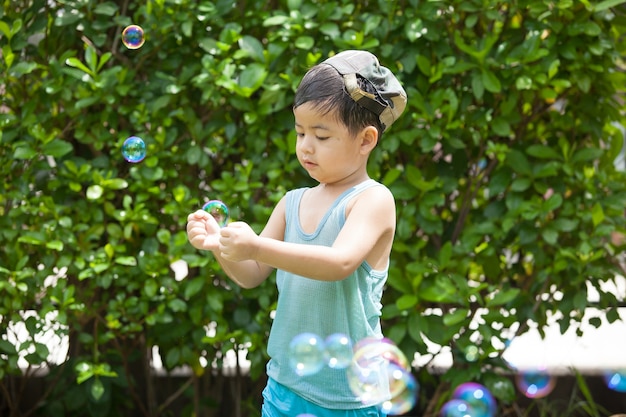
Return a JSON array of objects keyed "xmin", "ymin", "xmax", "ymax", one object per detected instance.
[{"xmin": 293, "ymin": 64, "xmax": 385, "ymax": 140}]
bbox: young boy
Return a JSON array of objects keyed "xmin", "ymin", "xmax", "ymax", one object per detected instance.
[{"xmin": 187, "ymin": 50, "xmax": 407, "ymax": 417}]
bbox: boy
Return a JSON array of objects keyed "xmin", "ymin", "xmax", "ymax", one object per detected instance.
[{"xmin": 187, "ymin": 50, "xmax": 407, "ymax": 417}]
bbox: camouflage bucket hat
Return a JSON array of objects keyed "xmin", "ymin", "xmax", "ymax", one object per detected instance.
[{"xmin": 322, "ymin": 50, "xmax": 407, "ymax": 132}]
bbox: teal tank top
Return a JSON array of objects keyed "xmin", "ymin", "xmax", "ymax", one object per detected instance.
[{"xmin": 266, "ymin": 179, "xmax": 389, "ymax": 409}]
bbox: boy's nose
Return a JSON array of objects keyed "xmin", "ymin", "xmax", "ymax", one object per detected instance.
[{"xmin": 298, "ymin": 135, "xmax": 315, "ymax": 154}]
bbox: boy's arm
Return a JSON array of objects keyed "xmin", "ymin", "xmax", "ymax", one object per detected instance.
[{"xmin": 219, "ymin": 186, "xmax": 395, "ymax": 281}]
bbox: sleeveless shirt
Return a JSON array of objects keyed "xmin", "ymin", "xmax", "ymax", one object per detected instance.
[{"xmin": 265, "ymin": 179, "xmax": 389, "ymax": 409}]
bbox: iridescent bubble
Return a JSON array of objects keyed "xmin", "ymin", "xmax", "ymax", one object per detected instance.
[
  {"xmin": 378, "ymin": 364, "xmax": 419, "ymax": 415},
  {"xmin": 439, "ymin": 399, "xmax": 475, "ymax": 417},
  {"xmin": 515, "ymin": 370, "xmax": 556, "ymax": 399},
  {"xmin": 324, "ymin": 333, "xmax": 353, "ymax": 369},
  {"xmin": 347, "ymin": 337, "xmax": 411, "ymax": 406},
  {"xmin": 603, "ymin": 370, "xmax": 626, "ymax": 393},
  {"xmin": 122, "ymin": 25, "xmax": 145, "ymax": 49},
  {"xmin": 122, "ymin": 136, "xmax": 146, "ymax": 163},
  {"xmin": 353, "ymin": 337, "xmax": 410, "ymax": 370},
  {"xmin": 451, "ymin": 382, "xmax": 496, "ymax": 417},
  {"xmin": 202, "ymin": 200, "xmax": 229, "ymax": 227},
  {"xmin": 288, "ymin": 333, "xmax": 325, "ymax": 376}
]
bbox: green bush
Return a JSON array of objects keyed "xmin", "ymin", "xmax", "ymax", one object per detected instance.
[{"xmin": 1, "ymin": 0, "xmax": 625, "ymax": 416}]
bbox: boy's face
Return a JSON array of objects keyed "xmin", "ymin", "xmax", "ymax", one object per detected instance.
[{"xmin": 293, "ymin": 102, "xmax": 374, "ymax": 186}]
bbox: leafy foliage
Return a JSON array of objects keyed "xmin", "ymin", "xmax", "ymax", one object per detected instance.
[{"xmin": 1, "ymin": 0, "xmax": 625, "ymax": 416}]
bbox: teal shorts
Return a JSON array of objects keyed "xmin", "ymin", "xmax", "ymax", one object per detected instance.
[{"xmin": 261, "ymin": 378, "xmax": 387, "ymax": 417}]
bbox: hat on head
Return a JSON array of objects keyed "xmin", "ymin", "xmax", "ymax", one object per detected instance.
[{"xmin": 322, "ymin": 50, "xmax": 407, "ymax": 131}]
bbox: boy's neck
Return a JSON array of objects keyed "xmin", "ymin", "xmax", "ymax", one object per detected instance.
[{"xmin": 317, "ymin": 173, "xmax": 371, "ymax": 193}]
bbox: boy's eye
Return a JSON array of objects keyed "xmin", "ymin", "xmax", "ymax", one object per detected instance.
[{"xmin": 316, "ymin": 136, "xmax": 329, "ymax": 141}]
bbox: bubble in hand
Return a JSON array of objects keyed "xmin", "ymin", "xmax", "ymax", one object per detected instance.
[{"xmin": 202, "ymin": 200, "xmax": 229, "ymax": 227}]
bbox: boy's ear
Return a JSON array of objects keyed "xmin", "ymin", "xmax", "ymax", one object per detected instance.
[{"xmin": 359, "ymin": 126, "xmax": 379, "ymax": 154}]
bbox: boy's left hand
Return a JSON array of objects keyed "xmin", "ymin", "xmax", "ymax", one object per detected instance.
[{"xmin": 219, "ymin": 222, "xmax": 260, "ymax": 262}]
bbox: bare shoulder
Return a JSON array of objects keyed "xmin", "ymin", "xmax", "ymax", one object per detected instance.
[
  {"xmin": 358, "ymin": 183, "xmax": 395, "ymax": 206},
  {"xmin": 347, "ymin": 183, "xmax": 396, "ymax": 218}
]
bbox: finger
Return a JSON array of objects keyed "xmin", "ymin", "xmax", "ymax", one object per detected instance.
[
  {"xmin": 187, "ymin": 222, "xmax": 206, "ymax": 234},
  {"xmin": 188, "ymin": 210, "xmax": 210, "ymax": 222}
]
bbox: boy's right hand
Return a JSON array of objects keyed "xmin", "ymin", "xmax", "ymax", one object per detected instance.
[{"xmin": 186, "ymin": 210, "xmax": 221, "ymax": 251}]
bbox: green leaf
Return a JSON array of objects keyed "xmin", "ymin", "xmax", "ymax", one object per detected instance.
[
  {"xmin": 594, "ymin": 0, "xmax": 626, "ymax": 11},
  {"xmin": 438, "ymin": 241, "xmax": 452, "ymax": 269},
  {"xmin": 0, "ymin": 21, "xmax": 11, "ymax": 40},
  {"xmin": 86, "ymin": 185, "xmax": 104, "ymax": 200},
  {"xmin": 237, "ymin": 63, "xmax": 267, "ymax": 96},
  {"xmin": 90, "ymin": 378, "xmax": 105, "ymax": 401},
  {"xmin": 184, "ymin": 278, "xmax": 205, "ymax": 299},
  {"xmin": 506, "ymin": 150, "xmax": 532, "ymax": 176},
  {"xmin": 541, "ymin": 228, "xmax": 558, "ymax": 245},
  {"xmin": 295, "ymin": 36, "xmax": 315, "ymax": 50},
  {"xmin": 416, "ymin": 55, "xmax": 431, "ymax": 76},
  {"xmin": 396, "ymin": 294, "xmax": 418, "ymax": 310},
  {"xmin": 482, "ymin": 69, "xmax": 501, "ymax": 93},
  {"xmin": 486, "ymin": 288, "xmax": 520, "ymax": 307},
  {"xmin": 262, "ymin": 15, "xmax": 289, "ymax": 26},
  {"xmin": 94, "ymin": 2, "xmax": 118, "ymax": 16},
  {"xmin": 115, "ymin": 256, "xmax": 137, "ymax": 266},
  {"xmin": 101, "ymin": 178, "xmax": 128, "ymax": 190},
  {"xmin": 238, "ymin": 35, "xmax": 265, "ymax": 61},
  {"xmin": 571, "ymin": 147, "xmax": 603, "ymax": 163},
  {"xmin": 471, "ymin": 71, "xmax": 484, "ymax": 99},
  {"xmin": 65, "ymin": 57, "xmax": 93, "ymax": 76},
  {"xmin": 144, "ymin": 279, "xmax": 158, "ymax": 298},
  {"xmin": 13, "ymin": 145, "xmax": 37, "ymax": 159},
  {"xmin": 510, "ymin": 178, "xmax": 531, "ymax": 192},
  {"xmin": 515, "ymin": 76, "xmax": 532, "ymax": 90},
  {"xmin": 43, "ymin": 140, "xmax": 73, "ymax": 157},
  {"xmin": 443, "ymin": 308, "xmax": 469, "ymax": 326},
  {"xmin": 491, "ymin": 117, "xmax": 511, "ymax": 136},
  {"xmin": 526, "ymin": 145, "xmax": 561, "ymax": 160},
  {"xmin": 46, "ymin": 240, "xmax": 64, "ymax": 251},
  {"xmin": 591, "ymin": 203, "xmax": 605, "ymax": 226}
]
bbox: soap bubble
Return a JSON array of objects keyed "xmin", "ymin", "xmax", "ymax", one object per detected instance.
[
  {"xmin": 122, "ymin": 25, "xmax": 145, "ymax": 49},
  {"xmin": 122, "ymin": 136, "xmax": 146, "ymax": 163},
  {"xmin": 603, "ymin": 370, "xmax": 626, "ymax": 393},
  {"xmin": 288, "ymin": 333, "xmax": 325, "ymax": 376},
  {"xmin": 347, "ymin": 337, "xmax": 411, "ymax": 406},
  {"xmin": 515, "ymin": 370, "xmax": 556, "ymax": 399},
  {"xmin": 202, "ymin": 200, "xmax": 229, "ymax": 227},
  {"xmin": 451, "ymin": 382, "xmax": 496, "ymax": 417},
  {"xmin": 353, "ymin": 337, "xmax": 410, "ymax": 370},
  {"xmin": 324, "ymin": 333, "xmax": 353, "ymax": 369},
  {"xmin": 378, "ymin": 364, "xmax": 419, "ymax": 415},
  {"xmin": 439, "ymin": 399, "xmax": 475, "ymax": 417}
]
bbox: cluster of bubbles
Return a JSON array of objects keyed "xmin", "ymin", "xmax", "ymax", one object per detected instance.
[
  {"xmin": 202, "ymin": 200, "xmax": 230, "ymax": 227},
  {"xmin": 288, "ymin": 332, "xmax": 353, "ymax": 376},
  {"xmin": 288, "ymin": 334, "xmax": 419, "ymax": 415},
  {"xmin": 439, "ymin": 382, "xmax": 496, "ymax": 417},
  {"xmin": 120, "ymin": 25, "xmax": 146, "ymax": 161}
]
